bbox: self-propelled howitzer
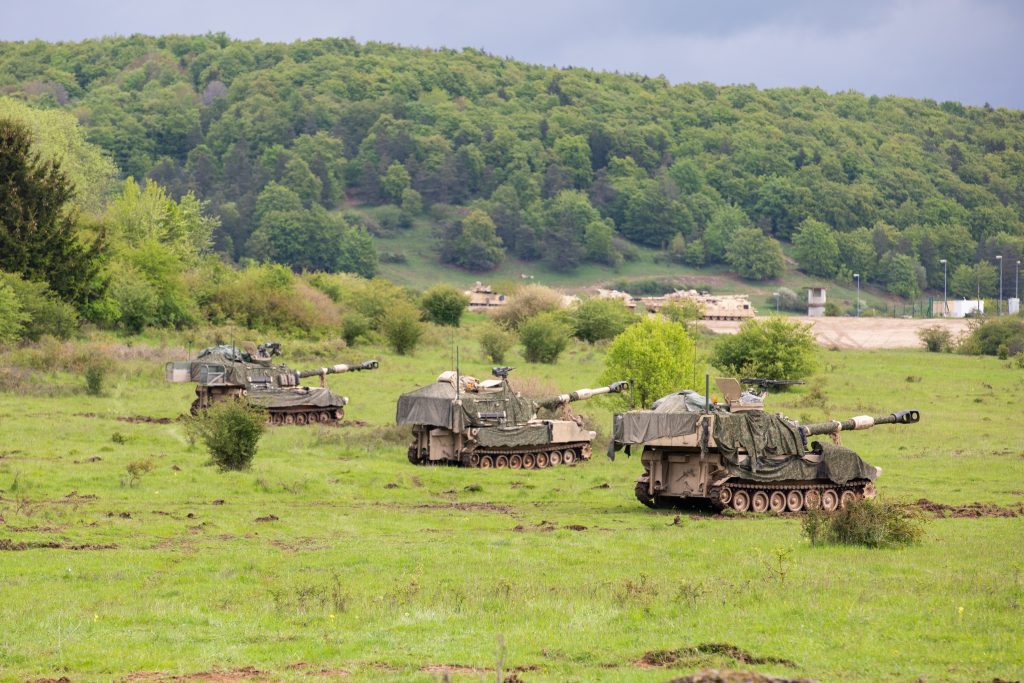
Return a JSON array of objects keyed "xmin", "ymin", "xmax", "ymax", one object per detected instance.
[
  {"xmin": 399, "ymin": 368, "xmax": 627, "ymax": 469},
  {"xmin": 612, "ymin": 378, "xmax": 919, "ymax": 513},
  {"xmin": 166, "ymin": 344, "xmax": 378, "ymax": 425}
]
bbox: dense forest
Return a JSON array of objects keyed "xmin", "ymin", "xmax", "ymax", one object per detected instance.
[{"xmin": 1, "ymin": 34, "xmax": 1024, "ymax": 301}]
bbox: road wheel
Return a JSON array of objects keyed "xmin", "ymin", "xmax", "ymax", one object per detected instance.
[
  {"xmin": 563, "ymin": 449, "xmax": 576, "ymax": 465},
  {"xmin": 495, "ymin": 455, "xmax": 509, "ymax": 468},
  {"xmin": 751, "ymin": 491, "xmax": 770, "ymax": 513},
  {"xmin": 769, "ymin": 491, "xmax": 787, "ymax": 513},
  {"xmin": 840, "ymin": 490, "xmax": 858, "ymax": 509},
  {"xmin": 509, "ymin": 454, "xmax": 523, "ymax": 469},
  {"xmin": 804, "ymin": 490, "xmax": 822, "ymax": 510},
  {"xmin": 535, "ymin": 452, "xmax": 549, "ymax": 469},
  {"xmin": 731, "ymin": 490, "xmax": 751, "ymax": 512},
  {"xmin": 284, "ymin": 414, "xmax": 295, "ymax": 425},
  {"xmin": 522, "ymin": 453, "xmax": 536, "ymax": 469},
  {"xmin": 479, "ymin": 456, "xmax": 494, "ymax": 469},
  {"xmin": 319, "ymin": 411, "xmax": 331, "ymax": 423},
  {"xmin": 786, "ymin": 490, "xmax": 804, "ymax": 512},
  {"xmin": 718, "ymin": 488, "xmax": 733, "ymax": 505},
  {"xmin": 294, "ymin": 413, "xmax": 307, "ymax": 426},
  {"xmin": 821, "ymin": 489, "xmax": 839, "ymax": 512},
  {"xmin": 549, "ymin": 450, "xmax": 562, "ymax": 466},
  {"xmin": 469, "ymin": 453, "xmax": 481, "ymax": 467}
]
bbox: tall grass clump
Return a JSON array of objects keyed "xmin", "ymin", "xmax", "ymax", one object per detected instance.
[
  {"xmin": 190, "ymin": 400, "xmax": 266, "ymax": 471},
  {"xmin": 803, "ymin": 498, "xmax": 923, "ymax": 548}
]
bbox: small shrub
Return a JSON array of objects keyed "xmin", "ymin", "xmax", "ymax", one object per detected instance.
[
  {"xmin": 111, "ymin": 431, "xmax": 128, "ymax": 444},
  {"xmin": 340, "ymin": 312, "xmax": 370, "ymax": 347},
  {"xmin": 918, "ymin": 325, "xmax": 952, "ymax": 352},
  {"xmin": 381, "ymin": 301, "xmax": 424, "ymax": 355},
  {"xmin": 997, "ymin": 343, "xmax": 1009, "ymax": 360},
  {"xmin": 478, "ymin": 323, "xmax": 515, "ymax": 363},
  {"xmin": 124, "ymin": 459, "xmax": 154, "ymax": 487},
  {"xmin": 420, "ymin": 284, "xmax": 469, "ymax": 327},
  {"xmin": 571, "ymin": 298, "xmax": 637, "ymax": 343},
  {"xmin": 84, "ymin": 363, "xmax": 106, "ymax": 396},
  {"xmin": 519, "ymin": 312, "xmax": 571, "ymax": 364},
  {"xmin": 491, "ymin": 284, "xmax": 563, "ymax": 330},
  {"xmin": 802, "ymin": 498, "xmax": 923, "ymax": 548},
  {"xmin": 713, "ymin": 316, "xmax": 817, "ymax": 381},
  {"xmin": 191, "ymin": 400, "xmax": 266, "ymax": 471}
]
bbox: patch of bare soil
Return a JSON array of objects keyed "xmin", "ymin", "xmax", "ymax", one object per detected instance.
[
  {"xmin": 270, "ymin": 538, "xmax": 327, "ymax": 552},
  {"xmin": 286, "ymin": 662, "xmax": 350, "ymax": 677},
  {"xmin": 912, "ymin": 498, "xmax": 1024, "ymax": 518},
  {"xmin": 75, "ymin": 412, "xmax": 175, "ymax": 424},
  {"xmin": 414, "ymin": 502, "xmax": 514, "ymax": 513},
  {"xmin": 254, "ymin": 514, "xmax": 279, "ymax": 523},
  {"xmin": 637, "ymin": 644, "xmax": 796, "ymax": 670},
  {"xmin": 512, "ymin": 521, "xmax": 589, "ymax": 532},
  {"xmin": 124, "ymin": 666, "xmax": 266, "ymax": 681},
  {"xmin": 665, "ymin": 669, "xmax": 818, "ymax": 683},
  {"xmin": 0, "ymin": 538, "xmax": 117, "ymax": 551},
  {"xmin": 73, "ymin": 456, "xmax": 103, "ymax": 464},
  {"xmin": 338, "ymin": 419, "xmax": 369, "ymax": 427},
  {"xmin": 419, "ymin": 664, "xmax": 537, "ymax": 677},
  {"xmin": 28, "ymin": 678, "xmax": 72, "ymax": 683},
  {"xmin": 60, "ymin": 491, "xmax": 98, "ymax": 503}
]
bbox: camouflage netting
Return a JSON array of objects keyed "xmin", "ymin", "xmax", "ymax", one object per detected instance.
[
  {"xmin": 395, "ymin": 380, "xmax": 535, "ymax": 432},
  {"xmin": 476, "ymin": 424, "xmax": 552, "ymax": 448},
  {"xmin": 246, "ymin": 386, "xmax": 344, "ymax": 409}
]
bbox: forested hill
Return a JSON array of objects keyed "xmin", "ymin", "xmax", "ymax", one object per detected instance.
[{"xmin": 2, "ymin": 34, "xmax": 1023, "ymax": 297}]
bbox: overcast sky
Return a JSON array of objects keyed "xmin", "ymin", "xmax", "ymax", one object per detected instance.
[{"xmin": 3, "ymin": 0, "xmax": 1022, "ymax": 109}]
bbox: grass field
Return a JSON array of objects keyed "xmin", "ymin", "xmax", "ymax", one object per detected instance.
[{"xmin": 1, "ymin": 323, "xmax": 1023, "ymax": 682}]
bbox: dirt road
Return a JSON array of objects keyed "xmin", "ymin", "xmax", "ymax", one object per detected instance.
[{"xmin": 700, "ymin": 316, "xmax": 971, "ymax": 350}]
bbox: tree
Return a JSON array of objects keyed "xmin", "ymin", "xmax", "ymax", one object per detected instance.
[
  {"xmin": 0, "ymin": 279, "xmax": 29, "ymax": 344},
  {"xmin": 0, "ymin": 118, "xmax": 108, "ymax": 310},
  {"xmin": 478, "ymin": 322, "xmax": 515, "ymax": 363},
  {"xmin": 571, "ymin": 298, "xmax": 637, "ymax": 343},
  {"xmin": 519, "ymin": 312, "xmax": 572, "ymax": 364},
  {"xmin": 540, "ymin": 190, "xmax": 600, "ymax": 271},
  {"xmin": 420, "ymin": 284, "xmax": 469, "ymax": 327},
  {"xmin": 381, "ymin": 300, "xmax": 424, "ymax": 355},
  {"xmin": 444, "ymin": 209, "xmax": 505, "ymax": 271},
  {"xmin": 381, "ymin": 161, "xmax": 411, "ymax": 204},
  {"xmin": 600, "ymin": 317, "xmax": 704, "ymax": 410},
  {"xmin": 712, "ymin": 317, "xmax": 817, "ymax": 380},
  {"xmin": 792, "ymin": 218, "xmax": 840, "ymax": 278},
  {"xmin": 725, "ymin": 228, "xmax": 785, "ymax": 280},
  {"xmin": 703, "ymin": 204, "xmax": 750, "ymax": 264},
  {"xmin": 950, "ymin": 262, "xmax": 998, "ymax": 299}
]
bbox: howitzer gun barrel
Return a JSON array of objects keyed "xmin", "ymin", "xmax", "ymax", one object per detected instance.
[
  {"xmin": 295, "ymin": 360, "xmax": 379, "ymax": 379},
  {"xmin": 800, "ymin": 409, "xmax": 920, "ymax": 437},
  {"xmin": 537, "ymin": 380, "xmax": 629, "ymax": 410}
]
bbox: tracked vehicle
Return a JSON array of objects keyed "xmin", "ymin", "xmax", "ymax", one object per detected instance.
[
  {"xmin": 612, "ymin": 378, "xmax": 919, "ymax": 512},
  {"xmin": 398, "ymin": 368, "xmax": 628, "ymax": 468},
  {"xmin": 166, "ymin": 343, "xmax": 378, "ymax": 425}
]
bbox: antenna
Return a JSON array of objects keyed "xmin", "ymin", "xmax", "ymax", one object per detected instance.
[{"xmin": 455, "ymin": 347, "xmax": 460, "ymax": 400}]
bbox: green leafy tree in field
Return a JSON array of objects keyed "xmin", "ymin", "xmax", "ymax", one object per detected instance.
[
  {"xmin": 725, "ymin": 228, "xmax": 785, "ymax": 280},
  {"xmin": 0, "ymin": 271, "xmax": 79, "ymax": 341},
  {"xmin": 381, "ymin": 300, "xmax": 424, "ymax": 355},
  {"xmin": 713, "ymin": 317, "xmax": 817, "ymax": 381},
  {"xmin": 192, "ymin": 400, "xmax": 266, "ymax": 471},
  {"xmin": 703, "ymin": 204, "xmax": 750, "ymax": 264},
  {"xmin": 478, "ymin": 322, "xmax": 515, "ymax": 363},
  {"xmin": 420, "ymin": 284, "xmax": 469, "ymax": 327},
  {"xmin": 880, "ymin": 252, "xmax": 925, "ymax": 299},
  {"xmin": 552, "ymin": 135, "xmax": 593, "ymax": 189},
  {"xmin": 950, "ymin": 262, "xmax": 998, "ymax": 299},
  {"xmin": 792, "ymin": 218, "xmax": 840, "ymax": 278},
  {"xmin": 0, "ymin": 280, "xmax": 29, "ymax": 344},
  {"xmin": 519, "ymin": 312, "xmax": 572, "ymax": 364},
  {"xmin": 571, "ymin": 298, "xmax": 637, "ymax": 343},
  {"xmin": 444, "ymin": 209, "xmax": 505, "ymax": 271},
  {"xmin": 600, "ymin": 317, "xmax": 704, "ymax": 410},
  {"xmin": 0, "ymin": 117, "xmax": 108, "ymax": 310},
  {"xmin": 381, "ymin": 161, "xmax": 411, "ymax": 204},
  {"xmin": 540, "ymin": 190, "xmax": 601, "ymax": 271}
]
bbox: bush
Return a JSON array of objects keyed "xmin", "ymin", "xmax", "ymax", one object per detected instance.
[
  {"xmin": 210, "ymin": 264, "xmax": 341, "ymax": 336},
  {"xmin": 340, "ymin": 312, "xmax": 370, "ymax": 347},
  {"xmin": 767, "ymin": 287, "xmax": 801, "ymax": 312},
  {"xmin": 84, "ymin": 363, "xmax": 106, "ymax": 396},
  {"xmin": 918, "ymin": 325, "xmax": 952, "ymax": 352},
  {"xmin": 519, "ymin": 312, "xmax": 572, "ymax": 364},
  {"xmin": 491, "ymin": 284, "xmax": 563, "ymax": 330},
  {"xmin": 962, "ymin": 316, "xmax": 1024, "ymax": 357},
  {"xmin": 803, "ymin": 498, "xmax": 923, "ymax": 548},
  {"xmin": 420, "ymin": 284, "xmax": 469, "ymax": 327},
  {"xmin": 478, "ymin": 323, "xmax": 515, "ymax": 363},
  {"xmin": 381, "ymin": 301, "xmax": 424, "ymax": 355},
  {"xmin": 124, "ymin": 459, "xmax": 155, "ymax": 487},
  {"xmin": 0, "ymin": 272, "xmax": 78, "ymax": 341},
  {"xmin": 712, "ymin": 317, "xmax": 817, "ymax": 381},
  {"xmin": 600, "ymin": 317, "xmax": 704, "ymax": 409},
  {"xmin": 191, "ymin": 400, "xmax": 266, "ymax": 471},
  {"xmin": 0, "ymin": 280, "xmax": 28, "ymax": 344},
  {"xmin": 570, "ymin": 298, "xmax": 637, "ymax": 343}
]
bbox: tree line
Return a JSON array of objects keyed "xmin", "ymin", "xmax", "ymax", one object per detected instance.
[{"xmin": 0, "ymin": 34, "xmax": 1022, "ymax": 298}]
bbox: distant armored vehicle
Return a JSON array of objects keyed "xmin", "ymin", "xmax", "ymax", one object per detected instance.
[
  {"xmin": 166, "ymin": 343, "xmax": 378, "ymax": 425},
  {"xmin": 612, "ymin": 378, "xmax": 919, "ymax": 512},
  {"xmin": 398, "ymin": 367, "xmax": 628, "ymax": 468}
]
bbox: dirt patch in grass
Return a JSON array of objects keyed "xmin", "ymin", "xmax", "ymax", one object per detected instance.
[
  {"xmin": 636, "ymin": 643, "xmax": 796, "ymax": 669},
  {"xmin": 270, "ymin": 538, "xmax": 327, "ymax": 552},
  {"xmin": 419, "ymin": 664, "xmax": 537, "ymax": 676},
  {"xmin": 665, "ymin": 669, "xmax": 818, "ymax": 683},
  {"xmin": 125, "ymin": 666, "xmax": 266, "ymax": 681},
  {"xmin": 254, "ymin": 514, "xmax": 279, "ymax": 523},
  {"xmin": 413, "ymin": 502, "xmax": 514, "ymax": 514},
  {"xmin": 286, "ymin": 662, "xmax": 350, "ymax": 677},
  {"xmin": 911, "ymin": 499, "xmax": 1024, "ymax": 518},
  {"xmin": 28, "ymin": 678, "xmax": 73, "ymax": 683},
  {"xmin": 75, "ymin": 412, "xmax": 175, "ymax": 424},
  {"xmin": 512, "ymin": 521, "xmax": 589, "ymax": 532},
  {"xmin": 59, "ymin": 491, "xmax": 98, "ymax": 503},
  {"xmin": 0, "ymin": 538, "xmax": 117, "ymax": 551}
]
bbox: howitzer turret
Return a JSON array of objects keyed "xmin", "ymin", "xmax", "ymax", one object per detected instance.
[
  {"xmin": 398, "ymin": 370, "xmax": 628, "ymax": 469},
  {"xmin": 165, "ymin": 344, "xmax": 379, "ymax": 426},
  {"xmin": 612, "ymin": 377, "xmax": 921, "ymax": 513}
]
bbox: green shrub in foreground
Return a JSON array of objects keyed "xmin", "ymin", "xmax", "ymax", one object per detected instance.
[
  {"xmin": 478, "ymin": 323, "xmax": 515, "ymax": 363},
  {"xmin": 803, "ymin": 498, "xmax": 923, "ymax": 548},
  {"xmin": 191, "ymin": 401, "xmax": 266, "ymax": 471},
  {"xmin": 519, "ymin": 312, "xmax": 571, "ymax": 364}
]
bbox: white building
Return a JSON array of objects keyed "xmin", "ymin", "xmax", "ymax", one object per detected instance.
[
  {"xmin": 807, "ymin": 287, "xmax": 826, "ymax": 317},
  {"xmin": 932, "ymin": 299, "xmax": 984, "ymax": 318}
]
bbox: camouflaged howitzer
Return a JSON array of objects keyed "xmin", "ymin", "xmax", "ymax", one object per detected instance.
[
  {"xmin": 611, "ymin": 377, "xmax": 919, "ymax": 512},
  {"xmin": 166, "ymin": 343, "xmax": 378, "ymax": 425},
  {"xmin": 398, "ymin": 367, "xmax": 628, "ymax": 469}
]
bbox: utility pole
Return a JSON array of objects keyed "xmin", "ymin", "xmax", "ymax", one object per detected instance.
[
  {"xmin": 853, "ymin": 273, "xmax": 860, "ymax": 317},
  {"xmin": 939, "ymin": 259, "xmax": 947, "ymax": 317},
  {"xmin": 997, "ymin": 255, "xmax": 1003, "ymax": 316}
]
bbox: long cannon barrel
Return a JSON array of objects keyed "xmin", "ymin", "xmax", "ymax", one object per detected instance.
[
  {"xmin": 536, "ymin": 380, "xmax": 629, "ymax": 410},
  {"xmin": 296, "ymin": 360, "xmax": 379, "ymax": 379},
  {"xmin": 801, "ymin": 409, "xmax": 920, "ymax": 437}
]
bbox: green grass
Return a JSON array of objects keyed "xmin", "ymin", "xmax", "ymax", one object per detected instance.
[{"xmin": 1, "ymin": 325, "xmax": 1022, "ymax": 682}]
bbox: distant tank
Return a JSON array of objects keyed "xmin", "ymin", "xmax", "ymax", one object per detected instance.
[
  {"xmin": 165, "ymin": 342, "xmax": 379, "ymax": 425},
  {"xmin": 611, "ymin": 378, "xmax": 919, "ymax": 512},
  {"xmin": 398, "ymin": 367, "xmax": 628, "ymax": 468}
]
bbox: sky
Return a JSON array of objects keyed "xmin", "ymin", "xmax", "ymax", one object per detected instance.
[{"xmin": 2, "ymin": 0, "xmax": 1022, "ymax": 109}]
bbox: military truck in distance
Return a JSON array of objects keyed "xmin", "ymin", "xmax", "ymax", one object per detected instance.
[
  {"xmin": 398, "ymin": 367, "xmax": 628, "ymax": 468},
  {"xmin": 612, "ymin": 378, "xmax": 919, "ymax": 512},
  {"xmin": 166, "ymin": 343, "xmax": 378, "ymax": 425}
]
